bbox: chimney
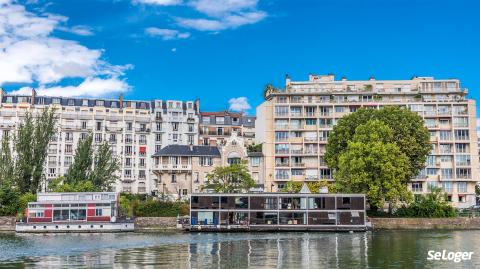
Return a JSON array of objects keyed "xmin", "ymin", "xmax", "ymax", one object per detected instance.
[
  {"xmin": 341, "ymin": 76, "xmax": 347, "ymax": 81},
  {"xmin": 31, "ymin": 88, "xmax": 36, "ymax": 105},
  {"xmin": 119, "ymin": 94, "xmax": 123, "ymax": 108}
]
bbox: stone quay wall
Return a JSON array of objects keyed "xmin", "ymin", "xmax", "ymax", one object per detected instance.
[
  {"xmin": 134, "ymin": 217, "xmax": 178, "ymax": 231},
  {"xmin": 371, "ymin": 217, "xmax": 480, "ymax": 230},
  {"xmin": 0, "ymin": 217, "xmax": 16, "ymax": 231}
]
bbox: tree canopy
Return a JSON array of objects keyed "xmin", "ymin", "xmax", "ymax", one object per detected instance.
[
  {"xmin": 204, "ymin": 161, "xmax": 255, "ymax": 193},
  {"xmin": 325, "ymin": 106, "xmax": 431, "ymax": 184},
  {"xmin": 64, "ymin": 133, "xmax": 119, "ymax": 191},
  {"xmin": 333, "ymin": 120, "xmax": 414, "ymax": 209}
]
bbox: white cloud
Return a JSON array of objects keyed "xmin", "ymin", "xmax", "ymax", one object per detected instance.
[
  {"xmin": 171, "ymin": 47, "xmax": 177, "ymax": 52},
  {"xmin": 228, "ymin": 97, "xmax": 251, "ymax": 112},
  {"xmin": 0, "ymin": 0, "xmax": 130, "ymax": 97},
  {"xmin": 145, "ymin": 27, "xmax": 190, "ymax": 40},
  {"xmin": 59, "ymin": 25, "xmax": 94, "ymax": 36},
  {"xmin": 189, "ymin": 0, "xmax": 259, "ymax": 17},
  {"xmin": 135, "ymin": 0, "xmax": 182, "ymax": 5},
  {"xmin": 177, "ymin": 11, "xmax": 265, "ymax": 31}
]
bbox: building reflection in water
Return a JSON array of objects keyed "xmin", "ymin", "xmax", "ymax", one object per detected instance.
[{"xmin": 187, "ymin": 233, "xmax": 370, "ymax": 268}]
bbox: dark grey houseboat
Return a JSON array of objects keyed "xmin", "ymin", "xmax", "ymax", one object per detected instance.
[{"xmin": 189, "ymin": 193, "xmax": 366, "ymax": 231}]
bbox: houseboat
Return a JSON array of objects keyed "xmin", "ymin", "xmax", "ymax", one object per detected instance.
[
  {"xmin": 189, "ymin": 193, "xmax": 366, "ymax": 232},
  {"xmin": 16, "ymin": 192, "xmax": 134, "ymax": 233}
]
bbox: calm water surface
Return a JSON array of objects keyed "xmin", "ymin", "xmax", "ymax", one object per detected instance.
[{"xmin": 0, "ymin": 230, "xmax": 479, "ymax": 268}]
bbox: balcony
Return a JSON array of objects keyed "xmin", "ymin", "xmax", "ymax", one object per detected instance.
[
  {"xmin": 106, "ymin": 126, "xmax": 123, "ymax": 132},
  {"xmin": 303, "ymin": 125, "xmax": 317, "ymax": 130},
  {"xmin": 107, "ymin": 115, "xmax": 123, "ymax": 121},
  {"xmin": 290, "ymin": 149, "xmax": 303, "ymax": 155},
  {"xmin": 62, "ymin": 113, "xmax": 77, "ymax": 119},
  {"xmin": 275, "ymin": 163, "xmax": 290, "ymax": 167},
  {"xmin": 136, "ymin": 128, "xmax": 151, "ymax": 133},
  {"xmin": 292, "ymin": 162, "xmax": 305, "ymax": 167},
  {"xmin": 289, "ymin": 137, "xmax": 303, "ymax": 143},
  {"xmin": 187, "ymin": 117, "xmax": 196, "ymax": 123},
  {"xmin": 78, "ymin": 113, "xmax": 92, "ymax": 120},
  {"xmin": 155, "ymin": 164, "xmax": 192, "ymax": 171}
]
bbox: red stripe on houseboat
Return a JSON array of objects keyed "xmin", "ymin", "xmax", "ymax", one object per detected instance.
[
  {"xmin": 86, "ymin": 216, "xmax": 110, "ymax": 222},
  {"xmin": 28, "ymin": 217, "xmax": 52, "ymax": 223}
]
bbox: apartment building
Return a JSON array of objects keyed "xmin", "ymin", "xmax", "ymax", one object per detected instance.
[
  {"xmin": 256, "ymin": 74, "xmax": 479, "ymax": 208},
  {"xmin": 199, "ymin": 111, "xmax": 256, "ymax": 146},
  {"xmin": 0, "ymin": 89, "xmax": 200, "ymax": 195},
  {"xmin": 152, "ymin": 133, "xmax": 265, "ymax": 199}
]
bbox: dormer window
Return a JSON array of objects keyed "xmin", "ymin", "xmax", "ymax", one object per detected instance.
[
  {"xmin": 52, "ymin": 98, "xmax": 61, "ymax": 104},
  {"xmin": 82, "ymin": 99, "xmax": 88, "ymax": 106},
  {"xmin": 96, "ymin": 100, "xmax": 104, "ymax": 106},
  {"xmin": 67, "ymin": 99, "xmax": 75, "ymax": 106}
]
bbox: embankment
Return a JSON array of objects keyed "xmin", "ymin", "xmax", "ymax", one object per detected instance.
[{"xmin": 371, "ymin": 217, "xmax": 480, "ymax": 230}]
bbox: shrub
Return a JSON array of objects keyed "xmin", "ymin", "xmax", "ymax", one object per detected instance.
[
  {"xmin": 394, "ymin": 187, "xmax": 456, "ymax": 218},
  {"xmin": 134, "ymin": 200, "xmax": 189, "ymax": 217}
]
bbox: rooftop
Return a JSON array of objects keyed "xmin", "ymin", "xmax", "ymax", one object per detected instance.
[{"xmin": 152, "ymin": 145, "xmax": 221, "ymax": 157}]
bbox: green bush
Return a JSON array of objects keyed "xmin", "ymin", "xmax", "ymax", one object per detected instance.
[
  {"xmin": 118, "ymin": 193, "xmax": 189, "ymax": 217},
  {"xmin": 395, "ymin": 187, "xmax": 457, "ymax": 218},
  {"xmin": 0, "ymin": 183, "xmax": 20, "ymax": 216}
]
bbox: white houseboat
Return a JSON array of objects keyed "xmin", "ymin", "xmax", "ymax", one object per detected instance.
[{"xmin": 16, "ymin": 192, "xmax": 134, "ymax": 233}]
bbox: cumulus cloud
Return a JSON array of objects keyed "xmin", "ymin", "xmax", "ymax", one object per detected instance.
[
  {"xmin": 188, "ymin": 0, "xmax": 259, "ymax": 17},
  {"xmin": 228, "ymin": 97, "xmax": 251, "ymax": 112},
  {"xmin": 145, "ymin": 27, "xmax": 190, "ymax": 40},
  {"xmin": 0, "ymin": 0, "xmax": 130, "ymax": 97}
]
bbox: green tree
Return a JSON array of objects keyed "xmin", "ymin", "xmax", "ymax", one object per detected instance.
[
  {"xmin": 64, "ymin": 134, "xmax": 119, "ymax": 191},
  {"xmin": 204, "ymin": 161, "xmax": 255, "ymax": 193},
  {"xmin": 12, "ymin": 108, "xmax": 57, "ymax": 193},
  {"xmin": 395, "ymin": 186, "xmax": 456, "ymax": 218},
  {"xmin": 49, "ymin": 176, "xmax": 95, "ymax": 192},
  {"xmin": 89, "ymin": 141, "xmax": 120, "ymax": 191},
  {"xmin": 65, "ymin": 134, "xmax": 94, "ymax": 184},
  {"xmin": 282, "ymin": 180, "xmax": 337, "ymax": 193},
  {"xmin": 0, "ymin": 182, "xmax": 20, "ymax": 216},
  {"xmin": 31, "ymin": 108, "xmax": 56, "ymax": 193},
  {"xmin": 334, "ymin": 120, "xmax": 413, "ymax": 209},
  {"xmin": 325, "ymin": 106, "xmax": 431, "ymax": 184},
  {"xmin": 0, "ymin": 132, "xmax": 14, "ymax": 184}
]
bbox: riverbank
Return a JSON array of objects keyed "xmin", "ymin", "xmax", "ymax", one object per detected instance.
[{"xmin": 370, "ymin": 217, "xmax": 480, "ymax": 230}]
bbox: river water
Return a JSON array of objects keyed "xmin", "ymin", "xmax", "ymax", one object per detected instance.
[{"xmin": 0, "ymin": 230, "xmax": 479, "ymax": 268}]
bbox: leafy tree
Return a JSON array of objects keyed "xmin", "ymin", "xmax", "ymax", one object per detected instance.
[
  {"xmin": 0, "ymin": 182, "xmax": 20, "ymax": 216},
  {"xmin": 326, "ymin": 106, "xmax": 431, "ymax": 184},
  {"xmin": 0, "ymin": 132, "xmax": 14, "ymax": 184},
  {"xmin": 12, "ymin": 108, "xmax": 57, "ymax": 193},
  {"xmin": 89, "ymin": 141, "xmax": 120, "ymax": 191},
  {"xmin": 282, "ymin": 180, "xmax": 337, "ymax": 193},
  {"xmin": 65, "ymin": 134, "xmax": 94, "ymax": 184},
  {"xmin": 247, "ymin": 143, "xmax": 262, "ymax": 153},
  {"xmin": 64, "ymin": 134, "xmax": 119, "ymax": 191},
  {"xmin": 204, "ymin": 161, "xmax": 255, "ymax": 193},
  {"xmin": 49, "ymin": 176, "xmax": 95, "ymax": 192},
  {"xmin": 334, "ymin": 120, "xmax": 413, "ymax": 209},
  {"xmin": 31, "ymin": 108, "xmax": 56, "ymax": 193}
]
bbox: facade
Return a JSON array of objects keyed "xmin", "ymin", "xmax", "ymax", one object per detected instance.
[
  {"xmin": 152, "ymin": 134, "xmax": 266, "ymax": 199},
  {"xmin": 152, "ymin": 145, "xmax": 222, "ymax": 199},
  {"xmin": 16, "ymin": 192, "xmax": 135, "ymax": 232},
  {"xmin": 189, "ymin": 193, "xmax": 366, "ymax": 231},
  {"xmin": 0, "ymin": 89, "xmax": 200, "ymax": 195},
  {"xmin": 256, "ymin": 74, "xmax": 479, "ymax": 208},
  {"xmin": 199, "ymin": 111, "xmax": 256, "ymax": 146}
]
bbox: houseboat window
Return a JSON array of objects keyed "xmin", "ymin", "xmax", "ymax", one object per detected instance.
[
  {"xmin": 308, "ymin": 197, "xmax": 326, "ymax": 209},
  {"xmin": 280, "ymin": 197, "xmax": 306, "ymax": 210},
  {"xmin": 250, "ymin": 212, "xmax": 278, "ymax": 225},
  {"xmin": 235, "ymin": 197, "xmax": 248, "ymax": 209},
  {"xmin": 265, "ymin": 198, "xmax": 277, "ymax": 209},
  {"xmin": 94, "ymin": 195, "xmax": 101, "ymax": 200},
  {"xmin": 279, "ymin": 212, "xmax": 306, "ymax": 225},
  {"xmin": 53, "ymin": 210, "xmax": 69, "ymax": 221},
  {"xmin": 342, "ymin": 197, "xmax": 351, "ymax": 205},
  {"xmin": 191, "ymin": 196, "xmax": 199, "ymax": 204},
  {"xmin": 95, "ymin": 209, "xmax": 103, "ymax": 216},
  {"xmin": 102, "ymin": 194, "xmax": 109, "ymax": 200}
]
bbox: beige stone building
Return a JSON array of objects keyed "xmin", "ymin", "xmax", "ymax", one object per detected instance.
[
  {"xmin": 153, "ymin": 133, "xmax": 265, "ymax": 199},
  {"xmin": 256, "ymin": 74, "xmax": 479, "ymax": 208}
]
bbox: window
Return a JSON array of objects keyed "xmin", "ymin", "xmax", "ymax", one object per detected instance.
[
  {"xmin": 439, "ymin": 131, "xmax": 451, "ymax": 141},
  {"xmin": 250, "ymin": 157, "xmax": 260, "ymax": 166},
  {"xmin": 412, "ymin": 182, "xmax": 423, "ymax": 192},
  {"xmin": 64, "ymin": 156, "xmax": 72, "ymax": 167},
  {"xmin": 275, "ymin": 106, "xmax": 289, "ymax": 116},
  {"xmin": 139, "ymin": 135, "xmax": 147, "ymax": 144},
  {"xmin": 52, "ymin": 98, "xmax": 61, "ymax": 104},
  {"xmin": 125, "ymin": 146, "xmax": 132, "ymax": 154},
  {"xmin": 156, "ymin": 133, "xmax": 162, "ymax": 142},
  {"xmin": 95, "ymin": 209, "xmax": 103, "ymax": 216},
  {"xmin": 441, "ymin": 168, "xmax": 453, "ymax": 179},
  {"xmin": 65, "ymin": 144, "xmax": 73, "ymax": 154},
  {"xmin": 457, "ymin": 182, "xmax": 467, "ymax": 193},
  {"xmin": 139, "ymin": 170, "xmax": 146, "ymax": 179},
  {"xmin": 182, "ymin": 189, "xmax": 188, "ymax": 196},
  {"xmin": 456, "ymin": 168, "xmax": 471, "ymax": 179},
  {"xmin": 125, "ymin": 158, "xmax": 131, "ymax": 167},
  {"xmin": 96, "ymin": 100, "xmax": 104, "ymax": 106},
  {"xmin": 124, "ymin": 170, "xmax": 132, "ymax": 178},
  {"xmin": 305, "ymin": 119, "xmax": 316, "ymax": 125},
  {"xmin": 172, "ymin": 122, "xmax": 179, "ymax": 131},
  {"xmin": 442, "ymin": 182, "xmax": 453, "ymax": 193},
  {"xmin": 96, "ymin": 122, "xmax": 102, "ymax": 131},
  {"xmin": 454, "ymin": 130, "xmax": 469, "ymax": 140},
  {"xmin": 126, "ymin": 122, "xmax": 133, "ymax": 131},
  {"xmin": 335, "ymin": 106, "xmax": 345, "ymax": 113},
  {"xmin": 194, "ymin": 172, "xmax": 200, "ymax": 183},
  {"xmin": 455, "ymin": 155, "xmax": 471, "ymax": 166},
  {"xmin": 156, "ymin": 123, "xmax": 162, "ymax": 131},
  {"xmin": 275, "ymin": 132, "xmax": 289, "ymax": 141},
  {"xmin": 426, "ymin": 168, "xmax": 437, "ymax": 176},
  {"xmin": 188, "ymin": 135, "xmax": 194, "ymax": 145},
  {"xmin": 171, "ymin": 174, "xmax": 177, "ymax": 183},
  {"xmin": 217, "ymin": 127, "xmax": 223, "ymax": 136},
  {"xmin": 95, "ymin": 133, "xmax": 102, "ymax": 143},
  {"xmin": 202, "ymin": 117, "xmax": 210, "ymax": 124},
  {"xmin": 109, "ymin": 134, "xmax": 116, "ymax": 143},
  {"xmin": 200, "ymin": 157, "xmax": 213, "ymax": 166},
  {"xmin": 216, "ymin": 117, "xmax": 225, "ymax": 124},
  {"xmin": 455, "ymin": 143, "xmax": 469, "ymax": 153}
]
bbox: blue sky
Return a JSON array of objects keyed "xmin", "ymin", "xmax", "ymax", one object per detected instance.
[{"xmin": 1, "ymin": 0, "xmax": 480, "ymax": 115}]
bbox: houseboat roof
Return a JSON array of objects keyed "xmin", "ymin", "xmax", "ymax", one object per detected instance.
[
  {"xmin": 34, "ymin": 192, "xmax": 118, "ymax": 203},
  {"xmin": 191, "ymin": 192, "xmax": 365, "ymax": 197},
  {"xmin": 152, "ymin": 145, "xmax": 221, "ymax": 157}
]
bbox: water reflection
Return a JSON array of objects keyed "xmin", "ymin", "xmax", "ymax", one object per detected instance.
[{"xmin": 1, "ymin": 231, "xmax": 479, "ymax": 268}]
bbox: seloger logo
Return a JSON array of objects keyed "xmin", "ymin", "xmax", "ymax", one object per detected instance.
[{"xmin": 427, "ymin": 250, "xmax": 474, "ymax": 263}]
